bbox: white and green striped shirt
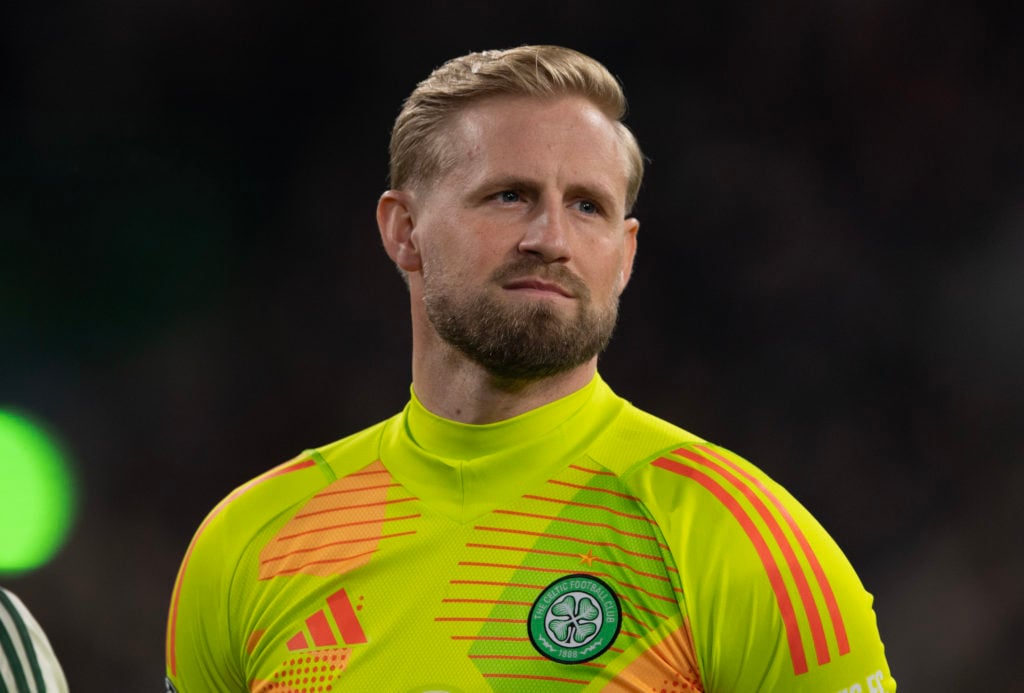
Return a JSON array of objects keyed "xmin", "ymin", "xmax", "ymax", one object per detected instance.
[{"xmin": 0, "ymin": 589, "xmax": 68, "ymax": 693}]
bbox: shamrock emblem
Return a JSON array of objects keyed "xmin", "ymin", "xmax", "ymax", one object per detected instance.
[
  {"xmin": 546, "ymin": 593, "xmax": 601, "ymax": 646},
  {"xmin": 529, "ymin": 575, "xmax": 621, "ymax": 663}
]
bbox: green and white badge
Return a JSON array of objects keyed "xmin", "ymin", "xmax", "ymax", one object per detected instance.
[{"xmin": 528, "ymin": 574, "xmax": 621, "ymax": 664}]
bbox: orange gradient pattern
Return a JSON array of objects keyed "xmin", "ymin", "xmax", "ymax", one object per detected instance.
[{"xmin": 258, "ymin": 461, "xmax": 409, "ymax": 579}]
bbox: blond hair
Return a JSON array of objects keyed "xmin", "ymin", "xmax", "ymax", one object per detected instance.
[{"xmin": 389, "ymin": 45, "xmax": 644, "ymax": 213}]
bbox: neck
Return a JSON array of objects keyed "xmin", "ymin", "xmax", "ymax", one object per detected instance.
[{"xmin": 411, "ymin": 330, "xmax": 598, "ymax": 424}]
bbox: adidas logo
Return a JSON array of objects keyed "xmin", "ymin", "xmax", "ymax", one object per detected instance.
[{"xmin": 285, "ymin": 588, "xmax": 367, "ymax": 651}]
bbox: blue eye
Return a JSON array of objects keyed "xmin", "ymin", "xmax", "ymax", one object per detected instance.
[
  {"xmin": 576, "ymin": 200, "xmax": 599, "ymax": 215},
  {"xmin": 498, "ymin": 190, "xmax": 520, "ymax": 203}
]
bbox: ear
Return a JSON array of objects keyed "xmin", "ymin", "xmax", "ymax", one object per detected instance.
[
  {"xmin": 618, "ymin": 216, "xmax": 640, "ymax": 291},
  {"xmin": 377, "ymin": 190, "xmax": 422, "ymax": 272}
]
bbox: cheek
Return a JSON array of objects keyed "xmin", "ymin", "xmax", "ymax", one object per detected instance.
[
  {"xmin": 443, "ymin": 230, "xmax": 508, "ymax": 271},
  {"xmin": 588, "ymin": 247, "xmax": 629, "ymax": 294},
  {"xmin": 420, "ymin": 236, "xmax": 477, "ymax": 287}
]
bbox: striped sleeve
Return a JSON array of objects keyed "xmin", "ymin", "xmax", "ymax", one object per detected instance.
[
  {"xmin": 635, "ymin": 443, "xmax": 896, "ymax": 691},
  {"xmin": 0, "ymin": 588, "xmax": 69, "ymax": 693}
]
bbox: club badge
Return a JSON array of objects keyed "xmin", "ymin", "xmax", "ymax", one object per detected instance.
[{"xmin": 528, "ymin": 574, "xmax": 621, "ymax": 664}]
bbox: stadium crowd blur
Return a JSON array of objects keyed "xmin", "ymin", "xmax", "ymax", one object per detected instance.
[{"xmin": 3, "ymin": 2, "xmax": 1022, "ymax": 690}]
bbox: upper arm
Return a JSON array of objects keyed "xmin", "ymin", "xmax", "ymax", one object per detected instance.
[
  {"xmin": 165, "ymin": 455, "xmax": 329, "ymax": 692},
  {"xmin": 639, "ymin": 443, "xmax": 896, "ymax": 692},
  {"xmin": 165, "ymin": 501, "xmax": 246, "ymax": 692}
]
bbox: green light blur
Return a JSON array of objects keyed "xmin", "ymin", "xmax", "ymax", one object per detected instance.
[{"xmin": 0, "ymin": 410, "xmax": 76, "ymax": 574}]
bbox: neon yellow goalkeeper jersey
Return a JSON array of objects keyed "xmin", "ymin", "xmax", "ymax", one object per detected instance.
[{"xmin": 166, "ymin": 375, "xmax": 895, "ymax": 692}]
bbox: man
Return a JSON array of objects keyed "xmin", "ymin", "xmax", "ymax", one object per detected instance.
[
  {"xmin": 1, "ymin": 587, "xmax": 69, "ymax": 692},
  {"xmin": 165, "ymin": 45, "xmax": 895, "ymax": 691}
]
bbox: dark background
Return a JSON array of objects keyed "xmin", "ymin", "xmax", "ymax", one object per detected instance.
[{"xmin": 3, "ymin": 1, "xmax": 1023, "ymax": 690}]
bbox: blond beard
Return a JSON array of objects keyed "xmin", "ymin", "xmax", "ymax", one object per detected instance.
[{"xmin": 423, "ymin": 258, "xmax": 620, "ymax": 381}]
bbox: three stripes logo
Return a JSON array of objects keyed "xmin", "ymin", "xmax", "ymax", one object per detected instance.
[
  {"xmin": 285, "ymin": 587, "xmax": 368, "ymax": 651},
  {"xmin": 652, "ymin": 444, "xmax": 851, "ymax": 676}
]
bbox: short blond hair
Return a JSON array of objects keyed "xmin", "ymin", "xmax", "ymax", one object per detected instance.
[{"xmin": 389, "ymin": 45, "xmax": 644, "ymax": 214}]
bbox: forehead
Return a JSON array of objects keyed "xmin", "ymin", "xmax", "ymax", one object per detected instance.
[{"xmin": 438, "ymin": 95, "xmax": 631, "ymax": 198}]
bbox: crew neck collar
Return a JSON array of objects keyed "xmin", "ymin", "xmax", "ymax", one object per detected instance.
[
  {"xmin": 378, "ymin": 374, "xmax": 624, "ymax": 522},
  {"xmin": 405, "ymin": 376, "xmax": 600, "ymax": 460}
]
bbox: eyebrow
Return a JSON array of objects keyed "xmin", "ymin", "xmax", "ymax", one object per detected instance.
[{"xmin": 472, "ymin": 175, "xmax": 539, "ymax": 195}]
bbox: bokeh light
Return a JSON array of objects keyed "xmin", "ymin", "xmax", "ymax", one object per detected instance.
[{"xmin": 0, "ymin": 409, "xmax": 77, "ymax": 574}]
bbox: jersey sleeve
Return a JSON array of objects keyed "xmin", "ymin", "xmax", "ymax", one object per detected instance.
[
  {"xmin": 634, "ymin": 442, "xmax": 896, "ymax": 692},
  {"xmin": 165, "ymin": 455, "xmax": 325, "ymax": 692},
  {"xmin": 0, "ymin": 588, "xmax": 69, "ymax": 693},
  {"xmin": 165, "ymin": 488, "xmax": 251, "ymax": 692}
]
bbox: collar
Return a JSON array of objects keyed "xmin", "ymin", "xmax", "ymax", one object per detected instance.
[{"xmin": 379, "ymin": 374, "xmax": 623, "ymax": 522}]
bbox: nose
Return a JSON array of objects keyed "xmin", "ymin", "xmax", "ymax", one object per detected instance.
[{"xmin": 518, "ymin": 201, "xmax": 571, "ymax": 263}]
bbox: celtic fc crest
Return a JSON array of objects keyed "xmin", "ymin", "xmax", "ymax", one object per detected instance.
[{"xmin": 528, "ymin": 574, "xmax": 621, "ymax": 664}]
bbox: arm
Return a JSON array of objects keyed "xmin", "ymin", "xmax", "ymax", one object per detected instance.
[
  {"xmin": 639, "ymin": 443, "xmax": 895, "ymax": 691},
  {"xmin": 164, "ymin": 493, "xmax": 248, "ymax": 692},
  {"xmin": 165, "ymin": 454, "xmax": 334, "ymax": 692}
]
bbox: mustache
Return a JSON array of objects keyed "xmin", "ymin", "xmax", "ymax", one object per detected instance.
[{"xmin": 489, "ymin": 258, "xmax": 590, "ymax": 300}]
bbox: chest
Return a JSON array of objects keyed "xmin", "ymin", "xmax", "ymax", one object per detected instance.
[{"xmin": 239, "ymin": 463, "xmax": 700, "ymax": 691}]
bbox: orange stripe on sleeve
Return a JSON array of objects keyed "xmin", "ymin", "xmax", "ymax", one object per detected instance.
[
  {"xmin": 673, "ymin": 447, "xmax": 831, "ymax": 667},
  {"xmin": 695, "ymin": 444, "xmax": 850, "ymax": 655},
  {"xmin": 650, "ymin": 456, "xmax": 809, "ymax": 676}
]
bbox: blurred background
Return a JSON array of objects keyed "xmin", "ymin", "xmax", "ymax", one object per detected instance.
[{"xmin": 2, "ymin": 1, "xmax": 1022, "ymax": 690}]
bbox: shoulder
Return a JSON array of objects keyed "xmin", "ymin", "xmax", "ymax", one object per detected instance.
[
  {"xmin": 664, "ymin": 443, "xmax": 894, "ymax": 689},
  {"xmin": 586, "ymin": 396, "xmax": 816, "ymax": 552},
  {"xmin": 0, "ymin": 588, "xmax": 41, "ymax": 642},
  {"xmin": 0, "ymin": 588, "xmax": 69, "ymax": 693},
  {"xmin": 313, "ymin": 416, "xmax": 394, "ymax": 478},
  {"xmin": 606, "ymin": 431, "xmax": 896, "ymax": 690},
  {"xmin": 585, "ymin": 396, "xmax": 707, "ymax": 475},
  {"xmin": 166, "ymin": 417, "xmax": 397, "ymax": 686},
  {"xmin": 184, "ymin": 417, "xmax": 395, "ymax": 561}
]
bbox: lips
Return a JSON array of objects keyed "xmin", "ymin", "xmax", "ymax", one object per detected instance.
[
  {"xmin": 502, "ymin": 277, "xmax": 574, "ymax": 298},
  {"xmin": 491, "ymin": 259, "xmax": 588, "ymax": 300}
]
